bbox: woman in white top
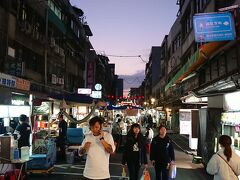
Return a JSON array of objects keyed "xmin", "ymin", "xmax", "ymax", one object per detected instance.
[{"xmin": 207, "ymin": 135, "xmax": 240, "ymax": 180}]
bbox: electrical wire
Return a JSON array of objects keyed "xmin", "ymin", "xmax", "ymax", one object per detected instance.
[{"xmin": 107, "ymin": 54, "xmax": 148, "ymax": 63}]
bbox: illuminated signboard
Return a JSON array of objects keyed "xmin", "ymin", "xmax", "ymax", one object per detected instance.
[
  {"xmin": 193, "ymin": 12, "xmax": 235, "ymax": 42},
  {"xmin": 90, "ymin": 91, "xmax": 102, "ymax": 99},
  {"xmin": 78, "ymin": 88, "xmax": 92, "ymax": 95}
]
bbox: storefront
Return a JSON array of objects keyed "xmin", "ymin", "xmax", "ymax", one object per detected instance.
[
  {"xmin": 0, "ymin": 73, "xmax": 32, "ymax": 165},
  {"xmin": 0, "ymin": 72, "xmax": 31, "ymax": 134},
  {"xmin": 222, "ymin": 91, "xmax": 240, "ymax": 156}
]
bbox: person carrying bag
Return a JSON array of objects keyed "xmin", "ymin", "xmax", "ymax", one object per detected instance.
[
  {"xmin": 207, "ymin": 135, "xmax": 240, "ymax": 180},
  {"xmin": 140, "ymin": 168, "xmax": 151, "ymax": 180},
  {"xmin": 169, "ymin": 163, "xmax": 177, "ymax": 179},
  {"xmin": 150, "ymin": 125, "xmax": 175, "ymax": 180}
]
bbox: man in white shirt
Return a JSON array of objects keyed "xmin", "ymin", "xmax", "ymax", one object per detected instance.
[{"xmin": 79, "ymin": 116, "xmax": 115, "ymax": 180}]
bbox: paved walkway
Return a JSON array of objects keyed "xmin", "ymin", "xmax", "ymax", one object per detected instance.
[
  {"xmin": 29, "ymin": 129, "xmax": 213, "ymax": 180},
  {"xmin": 28, "ymin": 148, "xmax": 213, "ymax": 180},
  {"xmin": 173, "ymin": 149, "xmax": 212, "ymax": 180}
]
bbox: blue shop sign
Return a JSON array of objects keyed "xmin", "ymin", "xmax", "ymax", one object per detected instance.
[
  {"xmin": 193, "ymin": 12, "xmax": 235, "ymax": 42},
  {"xmin": 0, "ymin": 73, "xmax": 16, "ymax": 88}
]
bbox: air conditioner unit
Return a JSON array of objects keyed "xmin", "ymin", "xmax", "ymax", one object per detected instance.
[
  {"xmin": 50, "ymin": 37, "xmax": 56, "ymax": 47},
  {"xmin": 59, "ymin": 47, "xmax": 65, "ymax": 57},
  {"xmin": 54, "ymin": 45, "xmax": 59, "ymax": 54}
]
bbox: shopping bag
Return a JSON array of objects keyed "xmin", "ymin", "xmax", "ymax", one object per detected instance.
[
  {"xmin": 169, "ymin": 164, "xmax": 177, "ymax": 179},
  {"xmin": 140, "ymin": 169, "xmax": 151, "ymax": 180},
  {"xmin": 121, "ymin": 166, "xmax": 126, "ymax": 177},
  {"xmin": 121, "ymin": 166, "xmax": 129, "ymax": 180}
]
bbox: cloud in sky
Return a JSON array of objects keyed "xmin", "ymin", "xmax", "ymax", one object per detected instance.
[{"xmin": 119, "ymin": 70, "xmax": 145, "ymax": 92}]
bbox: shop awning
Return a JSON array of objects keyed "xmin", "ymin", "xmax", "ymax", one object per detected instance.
[
  {"xmin": 165, "ymin": 41, "xmax": 226, "ymax": 91},
  {"xmin": 49, "ymin": 93, "xmax": 93, "ymax": 104},
  {"xmin": 165, "ymin": 51, "xmax": 199, "ymax": 91}
]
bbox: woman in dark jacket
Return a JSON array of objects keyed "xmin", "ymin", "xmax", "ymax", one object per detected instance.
[
  {"xmin": 122, "ymin": 123, "xmax": 148, "ymax": 180},
  {"xmin": 150, "ymin": 125, "xmax": 175, "ymax": 180}
]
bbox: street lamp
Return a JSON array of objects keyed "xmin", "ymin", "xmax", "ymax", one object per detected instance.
[{"xmin": 151, "ymin": 98, "xmax": 155, "ymax": 105}]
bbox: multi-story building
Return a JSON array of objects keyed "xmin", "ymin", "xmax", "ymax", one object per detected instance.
[
  {"xmin": 116, "ymin": 78, "xmax": 123, "ymax": 98},
  {"xmin": 0, "ymin": 0, "xmax": 93, "ymax": 99},
  {"xmin": 150, "ymin": 47, "xmax": 161, "ymax": 105},
  {"xmin": 0, "ymin": 0, "xmax": 119, "ymax": 125},
  {"xmin": 129, "ymin": 82, "xmax": 145, "ymax": 105},
  {"xmin": 144, "ymin": 60, "xmax": 152, "ymax": 104},
  {"xmin": 143, "ymin": 0, "xmax": 240, "ymax": 164},
  {"xmin": 159, "ymin": 35, "xmax": 168, "ymax": 105},
  {"xmin": 95, "ymin": 54, "xmax": 115, "ymax": 98},
  {"xmin": 162, "ymin": 0, "xmax": 240, "ymax": 164}
]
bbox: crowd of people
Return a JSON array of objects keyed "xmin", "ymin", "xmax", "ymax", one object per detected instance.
[
  {"xmin": 79, "ymin": 114, "xmax": 176, "ymax": 180},
  {"xmin": 79, "ymin": 114, "xmax": 240, "ymax": 180},
  {"xmin": 8, "ymin": 113, "xmax": 240, "ymax": 180}
]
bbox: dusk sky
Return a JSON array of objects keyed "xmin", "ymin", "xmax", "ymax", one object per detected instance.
[{"xmin": 69, "ymin": 0, "xmax": 179, "ymax": 91}]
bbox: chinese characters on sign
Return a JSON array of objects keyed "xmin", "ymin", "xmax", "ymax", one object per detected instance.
[
  {"xmin": 86, "ymin": 61, "xmax": 95, "ymax": 90},
  {"xmin": 0, "ymin": 73, "xmax": 30, "ymax": 91},
  {"xmin": 16, "ymin": 78, "xmax": 30, "ymax": 91},
  {"xmin": 0, "ymin": 73, "xmax": 16, "ymax": 88},
  {"xmin": 193, "ymin": 12, "xmax": 235, "ymax": 42}
]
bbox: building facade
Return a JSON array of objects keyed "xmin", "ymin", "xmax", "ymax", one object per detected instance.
[{"xmin": 144, "ymin": 0, "xmax": 240, "ymax": 163}]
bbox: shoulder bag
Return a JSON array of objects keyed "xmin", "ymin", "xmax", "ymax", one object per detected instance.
[{"xmin": 217, "ymin": 153, "xmax": 238, "ymax": 178}]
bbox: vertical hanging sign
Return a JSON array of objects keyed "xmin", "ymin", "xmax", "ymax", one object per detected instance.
[{"xmin": 86, "ymin": 61, "xmax": 95, "ymax": 90}]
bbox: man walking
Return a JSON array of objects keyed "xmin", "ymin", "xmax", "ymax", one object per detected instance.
[
  {"xmin": 150, "ymin": 125, "xmax": 175, "ymax": 180},
  {"xmin": 79, "ymin": 116, "xmax": 115, "ymax": 180}
]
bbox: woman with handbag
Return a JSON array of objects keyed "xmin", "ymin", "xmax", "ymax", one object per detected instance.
[
  {"xmin": 207, "ymin": 135, "xmax": 240, "ymax": 180},
  {"xmin": 122, "ymin": 123, "xmax": 148, "ymax": 180}
]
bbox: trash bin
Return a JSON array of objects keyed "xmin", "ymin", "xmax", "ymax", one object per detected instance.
[{"xmin": 66, "ymin": 151, "xmax": 74, "ymax": 164}]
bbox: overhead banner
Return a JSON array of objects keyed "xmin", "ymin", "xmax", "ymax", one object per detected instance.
[{"xmin": 193, "ymin": 12, "xmax": 235, "ymax": 42}]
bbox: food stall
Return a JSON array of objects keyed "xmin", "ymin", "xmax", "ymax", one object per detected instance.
[
  {"xmin": 0, "ymin": 97, "xmax": 31, "ymax": 178},
  {"xmin": 27, "ymin": 99, "xmax": 56, "ymax": 174}
]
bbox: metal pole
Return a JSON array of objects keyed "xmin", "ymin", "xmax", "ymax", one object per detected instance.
[{"xmin": 44, "ymin": 0, "xmax": 49, "ymax": 85}]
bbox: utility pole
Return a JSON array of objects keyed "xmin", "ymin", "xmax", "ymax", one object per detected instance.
[{"xmin": 44, "ymin": 0, "xmax": 49, "ymax": 85}]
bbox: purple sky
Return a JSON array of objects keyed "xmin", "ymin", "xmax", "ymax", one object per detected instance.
[{"xmin": 70, "ymin": 0, "xmax": 179, "ymax": 91}]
